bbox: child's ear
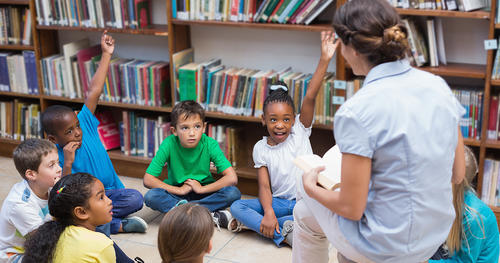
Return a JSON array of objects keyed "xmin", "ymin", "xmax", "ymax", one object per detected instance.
[
  {"xmin": 170, "ymin": 126, "xmax": 177, "ymax": 136},
  {"xmin": 203, "ymin": 122, "xmax": 207, "ymax": 133},
  {"xmin": 73, "ymin": 206, "xmax": 89, "ymax": 221},
  {"xmin": 47, "ymin": 134, "xmax": 57, "ymax": 144},
  {"xmin": 206, "ymin": 239, "xmax": 213, "ymax": 254},
  {"xmin": 260, "ymin": 114, "xmax": 265, "ymax": 126},
  {"xmin": 25, "ymin": 169, "xmax": 37, "ymax": 181}
]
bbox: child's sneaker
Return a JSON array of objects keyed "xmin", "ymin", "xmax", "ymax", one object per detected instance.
[
  {"xmin": 122, "ymin": 216, "xmax": 148, "ymax": 233},
  {"xmin": 212, "ymin": 210, "xmax": 249, "ymax": 232},
  {"xmin": 282, "ymin": 220, "xmax": 293, "ymax": 247},
  {"xmin": 175, "ymin": 199, "xmax": 188, "ymax": 207}
]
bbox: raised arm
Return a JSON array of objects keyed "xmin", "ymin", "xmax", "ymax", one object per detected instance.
[
  {"xmin": 300, "ymin": 31, "xmax": 339, "ymax": 127},
  {"xmin": 85, "ymin": 31, "xmax": 115, "ymax": 114}
]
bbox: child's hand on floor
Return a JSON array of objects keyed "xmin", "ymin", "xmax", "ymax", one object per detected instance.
[
  {"xmin": 101, "ymin": 30, "xmax": 115, "ymax": 55},
  {"xmin": 260, "ymin": 212, "xmax": 279, "ymax": 238},
  {"xmin": 185, "ymin": 179, "xmax": 204, "ymax": 194},
  {"xmin": 320, "ymin": 31, "xmax": 339, "ymax": 62}
]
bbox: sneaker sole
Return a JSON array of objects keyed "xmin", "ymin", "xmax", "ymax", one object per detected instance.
[{"xmin": 127, "ymin": 216, "xmax": 149, "ymax": 232}]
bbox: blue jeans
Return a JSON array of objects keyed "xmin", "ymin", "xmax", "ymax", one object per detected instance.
[
  {"xmin": 144, "ymin": 186, "xmax": 241, "ymax": 212},
  {"xmin": 97, "ymin": 188, "xmax": 144, "ymax": 235},
  {"xmin": 230, "ymin": 197, "xmax": 295, "ymax": 246}
]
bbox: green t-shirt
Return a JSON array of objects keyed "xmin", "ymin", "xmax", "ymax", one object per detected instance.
[{"xmin": 146, "ymin": 134, "xmax": 232, "ymax": 186}]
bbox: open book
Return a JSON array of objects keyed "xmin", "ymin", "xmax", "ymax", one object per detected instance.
[{"xmin": 293, "ymin": 145, "xmax": 342, "ymax": 191}]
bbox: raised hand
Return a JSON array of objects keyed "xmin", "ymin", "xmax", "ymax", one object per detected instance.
[
  {"xmin": 101, "ymin": 30, "xmax": 115, "ymax": 55},
  {"xmin": 320, "ymin": 31, "xmax": 339, "ymax": 62}
]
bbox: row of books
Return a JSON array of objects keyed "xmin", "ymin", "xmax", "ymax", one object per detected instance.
[
  {"xmin": 482, "ymin": 158, "xmax": 500, "ymax": 206},
  {"xmin": 403, "ymin": 18, "xmax": 448, "ymax": 68},
  {"xmin": 173, "ymin": 0, "xmax": 333, "ymax": 24},
  {"xmin": 119, "ymin": 111, "xmax": 172, "ymax": 157},
  {"xmin": 40, "ymin": 39, "xmax": 170, "ymax": 107},
  {"xmin": 487, "ymin": 94, "xmax": 500, "ymax": 141},
  {"xmin": 387, "ymin": 0, "xmax": 487, "ymax": 11},
  {"xmin": 454, "ymin": 89, "xmax": 483, "ymax": 140},
  {"xmin": 490, "ymin": 44, "xmax": 500, "ymax": 80},
  {"xmin": 206, "ymin": 123, "xmax": 238, "ymax": 166},
  {"xmin": 0, "ymin": 100, "xmax": 41, "ymax": 141},
  {"xmin": 0, "ymin": 51, "xmax": 39, "ymax": 94},
  {"xmin": 35, "ymin": 0, "xmax": 151, "ymax": 29},
  {"xmin": 0, "ymin": 6, "xmax": 32, "ymax": 46},
  {"xmin": 177, "ymin": 56, "xmax": 360, "ymax": 125}
]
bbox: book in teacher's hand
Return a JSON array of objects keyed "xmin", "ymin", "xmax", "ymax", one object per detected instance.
[{"xmin": 293, "ymin": 145, "xmax": 342, "ymax": 191}]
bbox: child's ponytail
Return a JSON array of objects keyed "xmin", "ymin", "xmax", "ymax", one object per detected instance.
[
  {"xmin": 23, "ymin": 173, "xmax": 96, "ymax": 263},
  {"xmin": 263, "ymin": 80, "xmax": 295, "ymax": 114}
]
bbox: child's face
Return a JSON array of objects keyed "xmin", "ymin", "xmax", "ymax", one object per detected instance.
[
  {"xmin": 29, "ymin": 149, "xmax": 62, "ymax": 190},
  {"xmin": 171, "ymin": 114, "xmax": 206, "ymax": 148},
  {"xmin": 85, "ymin": 180, "xmax": 113, "ymax": 227},
  {"xmin": 262, "ymin": 102, "xmax": 295, "ymax": 146},
  {"xmin": 48, "ymin": 112, "xmax": 82, "ymax": 148}
]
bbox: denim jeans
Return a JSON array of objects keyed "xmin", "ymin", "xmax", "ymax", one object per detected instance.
[
  {"xmin": 230, "ymin": 197, "xmax": 296, "ymax": 246},
  {"xmin": 144, "ymin": 186, "xmax": 241, "ymax": 212},
  {"xmin": 97, "ymin": 188, "xmax": 144, "ymax": 235}
]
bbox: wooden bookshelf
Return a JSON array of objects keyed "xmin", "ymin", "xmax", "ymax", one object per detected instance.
[
  {"xmin": 464, "ymin": 138, "xmax": 482, "ymax": 147},
  {"xmin": 0, "ymin": 138, "xmax": 21, "ymax": 158},
  {"xmin": 396, "ymin": 8, "xmax": 490, "ymax": 19},
  {"xmin": 170, "ymin": 19, "xmax": 333, "ymax": 32},
  {"xmin": 419, "ymin": 63, "xmax": 486, "ymax": 78},
  {"xmin": 0, "ymin": 44, "xmax": 35, "ymax": 50},
  {"xmin": 0, "ymin": 0, "xmax": 29, "ymax": 5},
  {"xmin": 0, "ymin": 91, "xmax": 40, "ymax": 99},
  {"xmin": 36, "ymin": 24, "xmax": 169, "ymax": 36},
  {"xmin": 490, "ymin": 79, "xmax": 500, "ymax": 86}
]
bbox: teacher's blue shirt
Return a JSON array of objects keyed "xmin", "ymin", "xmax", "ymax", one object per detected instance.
[
  {"xmin": 334, "ymin": 59, "xmax": 465, "ymax": 263},
  {"xmin": 57, "ymin": 105, "xmax": 124, "ymax": 190}
]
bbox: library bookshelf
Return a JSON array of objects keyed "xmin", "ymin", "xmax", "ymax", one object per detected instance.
[{"xmin": 0, "ymin": 0, "xmax": 499, "ymax": 220}]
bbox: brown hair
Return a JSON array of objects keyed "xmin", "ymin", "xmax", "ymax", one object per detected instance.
[
  {"xmin": 333, "ymin": 0, "xmax": 409, "ymax": 66},
  {"xmin": 158, "ymin": 203, "xmax": 214, "ymax": 263},
  {"xmin": 13, "ymin": 138, "xmax": 57, "ymax": 180},
  {"xmin": 447, "ymin": 146, "xmax": 483, "ymax": 254},
  {"xmin": 171, "ymin": 101, "xmax": 205, "ymax": 128}
]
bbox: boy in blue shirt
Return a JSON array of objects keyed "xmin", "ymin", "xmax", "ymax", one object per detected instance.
[{"xmin": 41, "ymin": 31, "xmax": 146, "ymax": 234}]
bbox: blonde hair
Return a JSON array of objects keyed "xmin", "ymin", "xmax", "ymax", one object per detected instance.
[
  {"xmin": 447, "ymin": 146, "xmax": 485, "ymax": 254},
  {"xmin": 158, "ymin": 203, "xmax": 214, "ymax": 263}
]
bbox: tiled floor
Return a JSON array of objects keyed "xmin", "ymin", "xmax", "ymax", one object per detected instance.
[{"xmin": 0, "ymin": 156, "xmax": 338, "ymax": 263}]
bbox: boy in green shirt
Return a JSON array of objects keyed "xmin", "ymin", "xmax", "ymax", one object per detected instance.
[{"xmin": 143, "ymin": 101, "xmax": 241, "ymax": 216}]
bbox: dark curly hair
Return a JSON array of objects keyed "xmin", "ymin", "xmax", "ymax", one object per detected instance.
[
  {"xmin": 333, "ymin": 0, "xmax": 409, "ymax": 66},
  {"xmin": 263, "ymin": 80, "xmax": 296, "ymax": 115},
  {"xmin": 41, "ymin": 105, "xmax": 75, "ymax": 135},
  {"xmin": 23, "ymin": 173, "xmax": 96, "ymax": 263}
]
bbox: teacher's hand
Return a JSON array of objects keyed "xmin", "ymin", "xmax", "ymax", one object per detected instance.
[{"xmin": 302, "ymin": 166, "xmax": 325, "ymax": 197}]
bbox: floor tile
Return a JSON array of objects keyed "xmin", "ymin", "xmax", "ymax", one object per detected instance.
[{"xmin": 213, "ymin": 231, "xmax": 292, "ymax": 263}]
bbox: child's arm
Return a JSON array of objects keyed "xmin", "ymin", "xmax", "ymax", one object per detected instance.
[
  {"xmin": 143, "ymin": 173, "xmax": 192, "ymax": 195},
  {"xmin": 300, "ymin": 31, "xmax": 339, "ymax": 128},
  {"xmin": 84, "ymin": 31, "xmax": 115, "ymax": 114},
  {"xmin": 185, "ymin": 167, "xmax": 237, "ymax": 194},
  {"xmin": 257, "ymin": 166, "xmax": 280, "ymax": 238}
]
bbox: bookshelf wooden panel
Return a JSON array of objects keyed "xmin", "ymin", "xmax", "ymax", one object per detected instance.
[
  {"xmin": 0, "ymin": 91, "xmax": 40, "ymax": 99},
  {"xmin": 0, "ymin": 0, "xmax": 29, "ymax": 5},
  {"xmin": 464, "ymin": 138, "xmax": 482, "ymax": 147},
  {"xmin": 0, "ymin": 138, "xmax": 20, "ymax": 159},
  {"xmin": 170, "ymin": 19, "xmax": 333, "ymax": 32},
  {"xmin": 0, "ymin": 44, "xmax": 35, "ymax": 50},
  {"xmin": 36, "ymin": 24, "xmax": 169, "ymax": 36},
  {"xmin": 396, "ymin": 8, "xmax": 490, "ymax": 19},
  {"xmin": 491, "ymin": 79, "xmax": 500, "ymax": 86},
  {"xmin": 418, "ymin": 63, "xmax": 486, "ymax": 78}
]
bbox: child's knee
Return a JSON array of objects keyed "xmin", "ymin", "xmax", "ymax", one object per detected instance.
[
  {"xmin": 128, "ymin": 189, "xmax": 144, "ymax": 211},
  {"xmin": 223, "ymin": 186, "xmax": 241, "ymax": 203},
  {"xmin": 144, "ymin": 188, "xmax": 163, "ymax": 207}
]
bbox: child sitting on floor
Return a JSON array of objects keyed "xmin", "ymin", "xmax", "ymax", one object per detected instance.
[
  {"xmin": 230, "ymin": 31, "xmax": 338, "ymax": 247},
  {"xmin": 430, "ymin": 146, "xmax": 499, "ymax": 262},
  {"xmin": 157, "ymin": 203, "xmax": 214, "ymax": 263},
  {"xmin": 41, "ymin": 31, "xmax": 146, "ymax": 235},
  {"xmin": 23, "ymin": 173, "xmax": 137, "ymax": 263},
  {"xmin": 0, "ymin": 139, "xmax": 61, "ymax": 262},
  {"xmin": 143, "ymin": 100, "xmax": 241, "ymax": 223}
]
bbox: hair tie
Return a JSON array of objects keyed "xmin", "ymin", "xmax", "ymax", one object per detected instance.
[
  {"xmin": 56, "ymin": 186, "xmax": 65, "ymax": 194},
  {"xmin": 270, "ymin": 85, "xmax": 288, "ymax": 92}
]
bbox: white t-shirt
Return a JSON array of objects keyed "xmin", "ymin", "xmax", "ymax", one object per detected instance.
[
  {"xmin": 0, "ymin": 180, "xmax": 51, "ymax": 260},
  {"xmin": 252, "ymin": 115, "xmax": 313, "ymax": 200}
]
